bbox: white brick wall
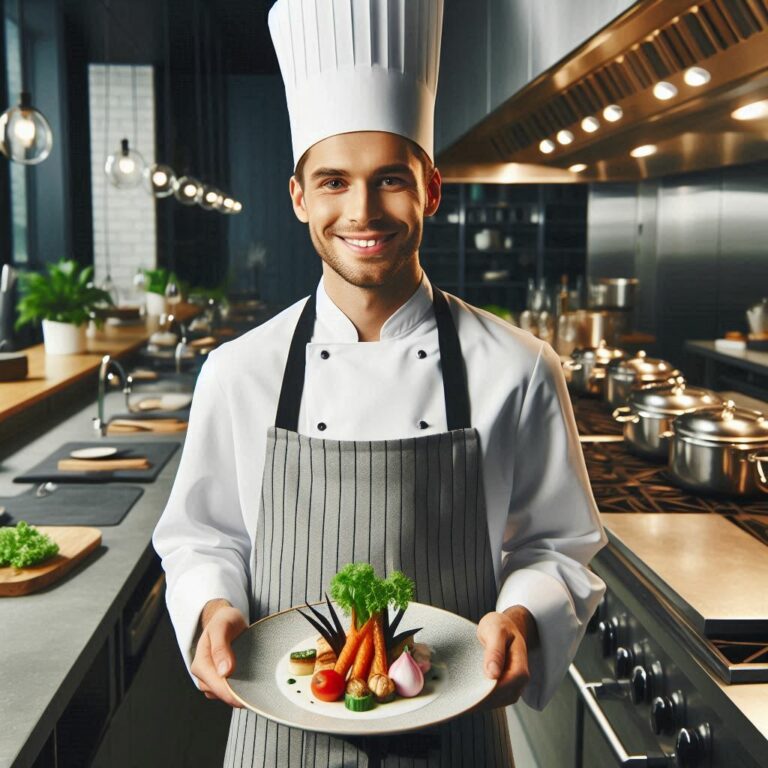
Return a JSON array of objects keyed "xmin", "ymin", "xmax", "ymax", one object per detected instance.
[{"xmin": 88, "ymin": 65, "xmax": 157, "ymax": 302}]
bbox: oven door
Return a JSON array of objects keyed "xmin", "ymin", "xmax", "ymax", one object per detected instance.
[{"xmin": 570, "ymin": 666, "xmax": 671, "ymax": 767}]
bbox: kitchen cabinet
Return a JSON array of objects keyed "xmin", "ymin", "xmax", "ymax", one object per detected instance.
[{"xmin": 421, "ymin": 182, "xmax": 587, "ymax": 312}]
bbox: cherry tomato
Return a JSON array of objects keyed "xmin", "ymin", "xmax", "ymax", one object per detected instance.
[{"xmin": 311, "ymin": 669, "xmax": 345, "ymax": 702}]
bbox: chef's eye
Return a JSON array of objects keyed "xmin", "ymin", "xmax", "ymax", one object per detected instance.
[
  {"xmin": 322, "ymin": 178, "xmax": 345, "ymax": 190},
  {"xmin": 380, "ymin": 176, "xmax": 405, "ymax": 187}
]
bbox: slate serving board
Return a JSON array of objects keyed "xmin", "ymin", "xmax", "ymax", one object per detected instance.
[
  {"xmin": 14, "ymin": 441, "xmax": 179, "ymax": 484},
  {"xmin": 0, "ymin": 484, "xmax": 143, "ymax": 526}
]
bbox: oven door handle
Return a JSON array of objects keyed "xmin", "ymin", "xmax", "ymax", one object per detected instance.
[{"xmin": 568, "ymin": 665, "xmax": 670, "ymax": 767}]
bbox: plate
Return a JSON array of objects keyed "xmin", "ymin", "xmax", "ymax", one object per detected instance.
[
  {"xmin": 69, "ymin": 447, "xmax": 119, "ymax": 460},
  {"xmin": 226, "ymin": 602, "xmax": 495, "ymax": 736}
]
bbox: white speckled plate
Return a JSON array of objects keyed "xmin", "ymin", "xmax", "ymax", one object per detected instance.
[{"xmin": 225, "ymin": 602, "xmax": 495, "ymax": 736}]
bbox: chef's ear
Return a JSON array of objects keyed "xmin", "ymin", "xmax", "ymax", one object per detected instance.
[
  {"xmin": 424, "ymin": 165, "xmax": 442, "ymax": 219},
  {"xmin": 289, "ymin": 175, "xmax": 309, "ymax": 223}
]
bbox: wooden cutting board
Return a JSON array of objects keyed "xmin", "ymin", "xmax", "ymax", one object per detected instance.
[{"xmin": 0, "ymin": 526, "xmax": 102, "ymax": 597}]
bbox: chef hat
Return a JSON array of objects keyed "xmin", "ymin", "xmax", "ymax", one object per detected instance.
[{"xmin": 268, "ymin": 0, "xmax": 444, "ymax": 168}]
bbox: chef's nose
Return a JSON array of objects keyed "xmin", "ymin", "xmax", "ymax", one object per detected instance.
[{"xmin": 345, "ymin": 181, "xmax": 382, "ymax": 227}]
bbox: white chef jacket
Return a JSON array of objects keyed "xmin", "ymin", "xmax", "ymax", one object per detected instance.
[{"xmin": 153, "ymin": 274, "xmax": 607, "ymax": 711}]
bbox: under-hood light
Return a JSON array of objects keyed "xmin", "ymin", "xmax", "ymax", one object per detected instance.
[
  {"xmin": 581, "ymin": 116, "xmax": 600, "ymax": 133},
  {"xmin": 630, "ymin": 144, "xmax": 657, "ymax": 158},
  {"xmin": 539, "ymin": 139, "xmax": 556, "ymax": 154},
  {"xmin": 653, "ymin": 81, "xmax": 678, "ymax": 100},
  {"xmin": 556, "ymin": 130, "xmax": 574, "ymax": 145},
  {"xmin": 684, "ymin": 67, "xmax": 711, "ymax": 87},
  {"xmin": 731, "ymin": 100, "xmax": 768, "ymax": 121},
  {"xmin": 569, "ymin": 163, "xmax": 587, "ymax": 173},
  {"xmin": 603, "ymin": 104, "xmax": 623, "ymax": 122}
]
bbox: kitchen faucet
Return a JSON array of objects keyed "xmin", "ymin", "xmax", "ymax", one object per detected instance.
[
  {"xmin": 93, "ymin": 354, "xmax": 133, "ymax": 436},
  {"xmin": 164, "ymin": 313, "xmax": 190, "ymax": 374}
]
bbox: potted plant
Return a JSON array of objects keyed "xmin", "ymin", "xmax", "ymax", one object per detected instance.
[
  {"xmin": 143, "ymin": 268, "xmax": 171, "ymax": 316},
  {"xmin": 15, "ymin": 260, "xmax": 113, "ymax": 355}
]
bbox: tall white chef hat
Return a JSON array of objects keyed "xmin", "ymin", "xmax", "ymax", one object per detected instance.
[{"xmin": 268, "ymin": 0, "xmax": 444, "ymax": 168}]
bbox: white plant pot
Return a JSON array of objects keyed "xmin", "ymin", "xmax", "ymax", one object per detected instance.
[
  {"xmin": 42, "ymin": 319, "xmax": 87, "ymax": 355},
  {"xmin": 145, "ymin": 292, "xmax": 167, "ymax": 316}
]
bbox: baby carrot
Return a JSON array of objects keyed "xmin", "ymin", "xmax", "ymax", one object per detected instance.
[
  {"xmin": 370, "ymin": 612, "xmax": 388, "ymax": 677},
  {"xmin": 351, "ymin": 630, "xmax": 374, "ymax": 680},
  {"xmin": 334, "ymin": 618, "xmax": 372, "ymax": 678}
]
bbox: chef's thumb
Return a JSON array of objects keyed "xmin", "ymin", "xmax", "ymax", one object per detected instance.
[
  {"xmin": 477, "ymin": 614, "xmax": 509, "ymax": 680},
  {"xmin": 209, "ymin": 618, "xmax": 238, "ymax": 678}
]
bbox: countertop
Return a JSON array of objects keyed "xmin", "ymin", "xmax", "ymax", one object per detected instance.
[
  {"xmin": 686, "ymin": 339, "xmax": 768, "ymax": 376},
  {"xmin": 0, "ymin": 391, "xmax": 185, "ymax": 768}
]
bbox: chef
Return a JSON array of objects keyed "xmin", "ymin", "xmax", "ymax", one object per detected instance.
[{"xmin": 153, "ymin": 0, "xmax": 607, "ymax": 765}]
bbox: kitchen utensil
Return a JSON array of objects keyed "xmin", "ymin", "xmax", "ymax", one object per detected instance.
[
  {"xmin": 746, "ymin": 298, "xmax": 768, "ymax": 335},
  {"xmin": 226, "ymin": 601, "xmax": 495, "ymax": 736},
  {"xmin": 563, "ymin": 341, "xmax": 626, "ymax": 397},
  {"xmin": 57, "ymin": 457, "xmax": 151, "ymax": 472},
  {"xmin": 666, "ymin": 401, "xmax": 768, "ymax": 496},
  {"xmin": 605, "ymin": 351, "xmax": 681, "ymax": 407},
  {"xmin": 0, "ymin": 526, "xmax": 102, "ymax": 597},
  {"xmin": 612, "ymin": 379, "xmax": 721, "ymax": 459},
  {"xmin": 69, "ymin": 447, "xmax": 120, "ymax": 460},
  {"xmin": 588, "ymin": 277, "xmax": 638, "ymax": 309}
]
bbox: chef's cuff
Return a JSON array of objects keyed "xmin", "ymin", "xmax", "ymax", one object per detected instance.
[
  {"xmin": 496, "ymin": 568, "xmax": 580, "ymax": 711},
  {"xmin": 167, "ymin": 562, "xmax": 250, "ymax": 681}
]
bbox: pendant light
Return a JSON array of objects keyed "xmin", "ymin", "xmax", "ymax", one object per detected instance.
[
  {"xmin": 174, "ymin": 174, "xmax": 203, "ymax": 205},
  {"xmin": 0, "ymin": 0, "xmax": 53, "ymax": 165},
  {"xmin": 105, "ymin": 65, "xmax": 145, "ymax": 188},
  {"xmin": 145, "ymin": 0, "xmax": 176, "ymax": 198}
]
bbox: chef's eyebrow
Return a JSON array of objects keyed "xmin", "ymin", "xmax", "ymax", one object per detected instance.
[{"xmin": 309, "ymin": 163, "xmax": 416, "ymax": 181}]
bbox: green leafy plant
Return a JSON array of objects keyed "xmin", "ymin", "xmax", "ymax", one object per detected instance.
[
  {"xmin": 143, "ymin": 268, "xmax": 171, "ymax": 296},
  {"xmin": 0, "ymin": 521, "xmax": 59, "ymax": 568},
  {"xmin": 15, "ymin": 260, "xmax": 113, "ymax": 330}
]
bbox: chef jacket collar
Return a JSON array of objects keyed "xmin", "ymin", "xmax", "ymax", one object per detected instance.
[{"xmin": 314, "ymin": 274, "xmax": 435, "ymax": 343}]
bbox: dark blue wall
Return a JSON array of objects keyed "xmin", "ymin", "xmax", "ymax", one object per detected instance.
[{"xmin": 226, "ymin": 75, "xmax": 318, "ymax": 306}]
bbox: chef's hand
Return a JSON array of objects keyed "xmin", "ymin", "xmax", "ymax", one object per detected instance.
[
  {"xmin": 191, "ymin": 598, "xmax": 248, "ymax": 708},
  {"xmin": 476, "ymin": 605, "xmax": 539, "ymax": 709}
]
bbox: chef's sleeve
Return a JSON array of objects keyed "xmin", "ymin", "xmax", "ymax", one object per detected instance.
[
  {"xmin": 496, "ymin": 341, "xmax": 607, "ymax": 710},
  {"xmin": 153, "ymin": 352, "xmax": 251, "ymax": 673}
]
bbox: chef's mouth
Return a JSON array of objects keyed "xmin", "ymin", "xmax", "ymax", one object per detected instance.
[{"xmin": 334, "ymin": 232, "xmax": 397, "ymax": 255}]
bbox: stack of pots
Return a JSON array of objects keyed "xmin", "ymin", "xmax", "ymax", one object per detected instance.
[
  {"xmin": 605, "ymin": 351, "xmax": 680, "ymax": 408},
  {"xmin": 612, "ymin": 378, "xmax": 721, "ymax": 459},
  {"xmin": 563, "ymin": 340, "xmax": 626, "ymax": 397},
  {"xmin": 667, "ymin": 401, "xmax": 768, "ymax": 496}
]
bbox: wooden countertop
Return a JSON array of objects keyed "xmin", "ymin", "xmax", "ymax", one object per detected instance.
[{"xmin": 0, "ymin": 304, "xmax": 199, "ymax": 422}]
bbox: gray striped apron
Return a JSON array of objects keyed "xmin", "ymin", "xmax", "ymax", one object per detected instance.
[{"xmin": 224, "ymin": 288, "xmax": 514, "ymax": 767}]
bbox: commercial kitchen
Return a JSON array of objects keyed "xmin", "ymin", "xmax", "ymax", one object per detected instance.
[{"xmin": 1, "ymin": 1, "xmax": 767, "ymax": 767}]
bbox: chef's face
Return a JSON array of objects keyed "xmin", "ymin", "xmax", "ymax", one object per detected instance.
[{"xmin": 289, "ymin": 132, "xmax": 441, "ymax": 290}]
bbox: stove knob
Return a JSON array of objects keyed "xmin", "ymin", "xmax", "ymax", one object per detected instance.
[
  {"xmin": 650, "ymin": 691, "xmax": 685, "ymax": 735},
  {"xmin": 675, "ymin": 723, "xmax": 711, "ymax": 768},
  {"xmin": 598, "ymin": 619, "xmax": 617, "ymax": 658},
  {"xmin": 587, "ymin": 597, "xmax": 606, "ymax": 634},
  {"xmin": 630, "ymin": 665, "xmax": 649, "ymax": 704},
  {"xmin": 615, "ymin": 646, "xmax": 635, "ymax": 679}
]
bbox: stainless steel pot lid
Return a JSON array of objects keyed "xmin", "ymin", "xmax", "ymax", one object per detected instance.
[
  {"xmin": 674, "ymin": 401, "xmax": 768, "ymax": 444},
  {"xmin": 607, "ymin": 350, "xmax": 679, "ymax": 381},
  {"xmin": 629, "ymin": 379, "xmax": 721, "ymax": 416},
  {"xmin": 572, "ymin": 340, "xmax": 626, "ymax": 366}
]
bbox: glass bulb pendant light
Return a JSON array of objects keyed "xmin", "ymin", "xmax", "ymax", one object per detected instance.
[
  {"xmin": 221, "ymin": 195, "xmax": 236, "ymax": 213},
  {"xmin": 174, "ymin": 175, "xmax": 203, "ymax": 205},
  {"xmin": 145, "ymin": 163, "xmax": 176, "ymax": 197},
  {"xmin": 199, "ymin": 184, "xmax": 223, "ymax": 211},
  {"xmin": 0, "ymin": 90, "xmax": 53, "ymax": 165},
  {"xmin": 105, "ymin": 137, "xmax": 145, "ymax": 188}
]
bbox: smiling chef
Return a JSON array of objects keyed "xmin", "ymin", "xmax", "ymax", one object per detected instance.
[{"xmin": 153, "ymin": 0, "xmax": 607, "ymax": 765}]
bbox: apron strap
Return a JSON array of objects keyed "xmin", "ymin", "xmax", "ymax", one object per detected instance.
[{"xmin": 274, "ymin": 286, "xmax": 471, "ymax": 431}]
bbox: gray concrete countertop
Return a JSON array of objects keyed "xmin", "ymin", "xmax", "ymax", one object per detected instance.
[{"xmin": 0, "ymin": 390, "xmax": 186, "ymax": 768}]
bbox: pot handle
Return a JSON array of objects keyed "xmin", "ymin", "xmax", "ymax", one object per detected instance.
[
  {"xmin": 612, "ymin": 406, "xmax": 639, "ymax": 424},
  {"xmin": 748, "ymin": 452, "xmax": 768, "ymax": 488}
]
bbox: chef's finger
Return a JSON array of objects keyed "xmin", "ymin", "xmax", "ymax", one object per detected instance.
[
  {"xmin": 208, "ymin": 609, "xmax": 248, "ymax": 676},
  {"xmin": 484, "ymin": 636, "xmax": 531, "ymax": 708},
  {"xmin": 191, "ymin": 631, "xmax": 242, "ymax": 707},
  {"xmin": 476, "ymin": 612, "xmax": 511, "ymax": 680}
]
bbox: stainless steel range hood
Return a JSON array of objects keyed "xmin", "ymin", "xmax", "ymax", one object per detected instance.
[{"xmin": 438, "ymin": 0, "xmax": 768, "ymax": 182}]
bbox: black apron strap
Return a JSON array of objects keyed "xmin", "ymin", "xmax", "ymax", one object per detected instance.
[{"xmin": 274, "ymin": 286, "xmax": 471, "ymax": 431}]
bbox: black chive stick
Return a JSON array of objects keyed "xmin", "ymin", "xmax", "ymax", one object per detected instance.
[
  {"xmin": 325, "ymin": 592, "xmax": 346, "ymax": 639},
  {"xmin": 304, "ymin": 602, "xmax": 336, "ymax": 636}
]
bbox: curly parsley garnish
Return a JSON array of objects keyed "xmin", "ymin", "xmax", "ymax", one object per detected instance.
[{"xmin": 0, "ymin": 521, "xmax": 60, "ymax": 568}]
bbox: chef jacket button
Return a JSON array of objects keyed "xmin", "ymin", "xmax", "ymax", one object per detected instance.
[
  {"xmin": 418, "ymin": 420, "xmax": 429, "ymax": 430},
  {"xmin": 317, "ymin": 422, "xmax": 327, "ymax": 431},
  {"xmin": 320, "ymin": 350, "xmax": 330, "ymax": 359},
  {"xmin": 417, "ymin": 349, "xmax": 427, "ymax": 359}
]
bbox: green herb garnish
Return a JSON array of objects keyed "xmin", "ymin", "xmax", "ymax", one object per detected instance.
[{"xmin": 0, "ymin": 522, "xmax": 59, "ymax": 568}]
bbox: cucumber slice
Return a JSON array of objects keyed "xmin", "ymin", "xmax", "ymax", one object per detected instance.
[{"xmin": 344, "ymin": 692, "xmax": 374, "ymax": 712}]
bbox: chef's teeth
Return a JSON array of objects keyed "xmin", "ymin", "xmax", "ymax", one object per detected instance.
[{"xmin": 346, "ymin": 238, "xmax": 379, "ymax": 247}]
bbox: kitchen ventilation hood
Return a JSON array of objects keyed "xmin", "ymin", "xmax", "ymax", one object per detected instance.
[{"xmin": 438, "ymin": 0, "xmax": 768, "ymax": 182}]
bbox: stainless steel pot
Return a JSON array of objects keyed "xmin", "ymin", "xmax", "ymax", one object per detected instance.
[
  {"xmin": 605, "ymin": 351, "xmax": 681, "ymax": 407},
  {"xmin": 612, "ymin": 379, "xmax": 721, "ymax": 459},
  {"xmin": 666, "ymin": 401, "xmax": 768, "ymax": 496},
  {"xmin": 563, "ymin": 341, "xmax": 626, "ymax": 397},
  {"xmin": 588, "ymin": 278, "xmax": 639, "ymax": 309}
]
